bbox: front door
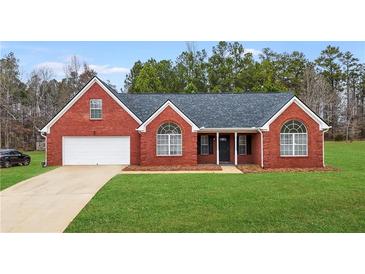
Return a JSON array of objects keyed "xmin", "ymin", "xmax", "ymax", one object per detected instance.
[{"xmin": 219, "ymin": 135, "xmax": 230, "ymax": 162}]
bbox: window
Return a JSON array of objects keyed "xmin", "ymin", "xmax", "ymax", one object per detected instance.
[
  {"xmin": 238, "ymin": 135, "xmax": 247, "ymax": 155},
  {"xmin": 280, "ymin": 120, "xmax": 307, "ymax": 156},
  {"xmin": 200, "ymin": 135, "xmax": 209, "ymax": 155},
  {"xmin": 90, "ymin": 99, "xmax": 102, "ymax": 119},
  {"xmin": 156, "ymin": 123, "xmax": 182, "ymax": 156}
]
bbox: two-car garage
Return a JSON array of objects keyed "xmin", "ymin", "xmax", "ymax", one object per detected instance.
[{"xmin": 62, "ymin": 136, "xmax": 130, "ymax": 165}]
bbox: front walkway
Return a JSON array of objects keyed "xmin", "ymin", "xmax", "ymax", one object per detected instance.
[
  {"xmin": 121, "ymin": 165, "xmax": 242, "ymax": 174},
  {"xmin": 0, "ymin": 165, "xmax": 121, "ymax": 232}
]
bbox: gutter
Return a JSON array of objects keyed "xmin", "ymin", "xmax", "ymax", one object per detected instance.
[
  {"xmin": 39, "ymin": 130, "xmax": 47, "ymax": 167},
  {"xmin": 322, "ymin": 128, "xmax": 330, "ymax": 167},
  {"xmin": 258, "ymin": 129, "xmax": 264, "ymax": 168}
]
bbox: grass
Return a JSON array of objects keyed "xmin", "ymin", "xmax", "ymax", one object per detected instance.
[
  {"xmin": 0, "ymin": 151, "xmax": 56, "ymax": 190},
  {"xmin": 66, "ymin": 141, "xmax": 365, "ymax": 232}
]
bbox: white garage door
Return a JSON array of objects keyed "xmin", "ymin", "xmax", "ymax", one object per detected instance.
[{"xmin": 63, "ymin": 136, "xmax": 130, "ymax": 165}]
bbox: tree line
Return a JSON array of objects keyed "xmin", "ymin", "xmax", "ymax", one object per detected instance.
[
  {"xmin": 0, "ymin": 54, "xmax": 98, "ymax": 149},
  {"xmin": 0, "ymin": 42, "xmax": 364, "ymax": 150},
  {"xmin": 124, "ymin": 42, "xmax": 365, "ymax": 141}
]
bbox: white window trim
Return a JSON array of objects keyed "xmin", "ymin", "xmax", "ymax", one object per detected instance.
[
  {"xmin": 200, "ymin": 135, "xmax": 209, "ymax": 155},
  {"xmin": 90, "ymin": 99, "xmax": 102, "ymax": 120},
  {"xmin": 156, "ymin": 133, "xmax": 182, "ymax": 156},
  {"xmin": 280, "ymin": 132, "xmax": 308, "ymax": 157},
  {"xmin": 238, "ymin": 135, "xmax": 247, "ymax": 155}
]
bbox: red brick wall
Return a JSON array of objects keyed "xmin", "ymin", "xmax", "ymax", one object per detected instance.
[
  {"xmin": 139, "ymin": 106, "xmax": 197, "ymax": 166},
  {"xmin": 263, "ymin": 102, "xmax": 323, "ymax": 168},
  {"xmin": 251, "ymin": 133, "xmax": 262, "ymax": 166},
  {"xmin": 46, "ymin": 82, "xmax": 140, "ymax": 166}
]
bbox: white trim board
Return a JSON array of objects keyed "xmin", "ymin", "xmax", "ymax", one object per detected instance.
[
  {"xmin": 41, "ymin": 77, "xmax": 142, "ymax": 133},
  {"xmin": 260, "ymin": 97, "xmax": 331, "ymax": 131},
  {"xmin": 198, "ymin": 128, "xmax": 258, "ymax": 133},
  {"xmin": 137, "ymin": 100, "xmax": 199, "ymax": 132}
]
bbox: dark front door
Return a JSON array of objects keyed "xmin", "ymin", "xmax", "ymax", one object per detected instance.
[{"xmin": 219, "ymin": 135, "xmax": 230, "ymax": 162}]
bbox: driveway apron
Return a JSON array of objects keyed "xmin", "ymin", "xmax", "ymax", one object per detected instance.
[{"xmin": 0, "ymin": 166, "xmax": 121, "ymax": 232}]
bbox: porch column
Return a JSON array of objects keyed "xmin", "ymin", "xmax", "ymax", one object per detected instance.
[
  {"xmin": 234, "ymin": 132, "xmax": 237, "ymax": 165},
  {"xmin": 216, "ymin": 132, "xmax": 219, "ymax": 165}
]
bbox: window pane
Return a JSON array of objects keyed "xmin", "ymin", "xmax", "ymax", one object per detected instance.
[
  {"xmin": 238, "ymin": 135, "xmax": 247, "ymax": 155},
  {"xmin": 170, "ymin": 145, "xmax": 182, "ymax": 155},
  {"xmin": 239, "ymin": 135, "xmax": 246, "ymax": 145},
  {"xmin": 170, "ymin": 134, "xmax": 181, "ymax": 145},
  {"xmin": 158, "ymin": 123, "xmax": 181, "ymax": 134},
  {"xmin": 294, "ymin": 145, "xmax": 307, "ymax": 156},
  {"xmin": 295, "ymin": 133, "xmax": 307, "ymax": 145},
  {"xmin": 157, "ymin": 135, "xmax": 168, "ymax": 145},
  {"xmin": 201, "ymin": 145, "xmax": 209, "ymax": 155},
  {"xmin": 281, "ymin": 120, "xmax": 307, "ymax": 133},
  {"xmin": 90, "ymin": 99, "xmax": 102, "ymax": 109},
  {"xmin": 238, "ymin": 145, "xmax": 246, "ymax": 155},
  {"xmin": 280, "ymin": 144, "xmax": 293, "ymax": 156},
  {"xmin": 91, "ymin": 109, "xmax": 102, "ymax": 119},
  {"xmin": 280, "ymin": 134, "xmax": 293, "ymax": 145},
  {"xmin": 201, "ymin": 135, "xmax": 208, "ymax": 145},
  {"xmin": 157, "ymin": 145, "xmax": 169, "ymax": 155}
]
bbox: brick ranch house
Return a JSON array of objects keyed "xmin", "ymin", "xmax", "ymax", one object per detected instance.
[{"xmin": 40, "ymin": 77, "xmax": 331, "ymax": 168}]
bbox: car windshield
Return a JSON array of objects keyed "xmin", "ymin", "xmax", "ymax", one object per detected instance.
[{"xmin": 0, "ymin": 150, "xmax": 16, "ymax": 156}]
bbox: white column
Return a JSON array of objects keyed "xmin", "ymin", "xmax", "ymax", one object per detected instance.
[
  {"xmin": 216, "ymin": 132, "xmax": 219, "ymax": 165},
  {"xmin": 234, "ymin": 132, "xmax": 237, "ymax": 165}
]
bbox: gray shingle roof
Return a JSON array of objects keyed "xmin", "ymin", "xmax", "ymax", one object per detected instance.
[{"xmin": 114, "ymin": 92, "xmax": 294, "ymax": 128}]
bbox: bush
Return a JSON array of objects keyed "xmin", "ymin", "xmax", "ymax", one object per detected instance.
[{"xmin": 334, "ymin": 134, "xmax": 345, "ymax": 141}]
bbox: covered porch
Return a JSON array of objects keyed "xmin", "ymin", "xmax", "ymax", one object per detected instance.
[{"xmin": 197, "ymin": 129, "xmax": 262, "ymax": 166}]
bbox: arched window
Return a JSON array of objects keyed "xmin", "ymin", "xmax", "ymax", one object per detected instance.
[
  {"xmin": 156, "ymin": 122, "xmax": 182, "ymax": 156},
  {"xmin": 280, "ymin": 120, "xmax": 308, "ymax": 156}
]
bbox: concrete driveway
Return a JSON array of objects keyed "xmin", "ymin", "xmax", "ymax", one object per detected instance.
[{"xmin": 0, "ymin": 165, "xmax": 121, "ymax": 233}]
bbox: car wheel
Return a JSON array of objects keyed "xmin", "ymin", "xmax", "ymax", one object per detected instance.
[
  {"xmin": 4, "ymin": 161, "xmax": 11, "ymax": 168},
  {"xmin": 23, "ymin": 159, "xmax": 30, "ymax": 166}
]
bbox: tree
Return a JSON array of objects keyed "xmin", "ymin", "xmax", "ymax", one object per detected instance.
[
  {"xmin": 175, "ymin": 48, "xmax": 208, "ymax": 93},
  {"xmin": 207, "ymin": 41, "xmax": 257, "ymax": 92},
  {"xmin": 315, "ymin": 46, "xmax": 343, "ymax": 138},
  {"xmin": 130, "ymin": 59, "xmax": 178, "ymax": 93},
  {"xmin": 0, "ymin": 52, "xmax": 26, "ymax": 148},
  {"xmin": 256, "ymin": 48, "xmax": 287, "ymax": 92},
  {"xmin": 79, "ymin": 63, "xmax": 97, "ymax": 86},
  {"xmin": 124, "ymin": 60, "xmax": 143, "ymax": 93},
  {"xmin": 340, "ymin": 51, "xmax": 360, "ymax": 141},
  {"xmin": 299, "ymin": 64, "xmax": 332, "ymax": 118}
]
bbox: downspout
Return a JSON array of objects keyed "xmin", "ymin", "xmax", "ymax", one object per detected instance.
[
  {"xmin": 322, "ymin": 128, "xmax": 329, "ymax": 167},
  {"xmin": 40, "ymin": 130, "xmax": 47, "ymax": 167},
  {"xmin": 258, "ymin": 129, "xmax": 264, "ymax": 168}
]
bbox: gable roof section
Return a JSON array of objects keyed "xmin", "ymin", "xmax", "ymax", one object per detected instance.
[
  {"xmin": 137, "ymin": 100, "xmax": 200, "ymax": 132},
  {"xmin": 40, "ymin": 77, "xmax": 142, "ymax": 133},
  {"xmin": 117, "ymin": 92, "xmax": 295, "ymax": 129},
  {"xmin": 260, "ymin": 96, "xmax": 330, "ymax": 131}
]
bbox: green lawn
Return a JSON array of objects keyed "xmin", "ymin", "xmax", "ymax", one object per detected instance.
[
  {"xmin": 0, "ymin": 151, "xmax": 56, "ymax": 190},
  {"xmin": 66, "ymin": 141, "xmax": 365, "ymax": 232}
]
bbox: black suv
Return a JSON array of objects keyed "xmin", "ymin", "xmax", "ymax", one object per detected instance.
[{"xmin": 0, "ymin": 149, "xmax": 31, "ymax": 168}]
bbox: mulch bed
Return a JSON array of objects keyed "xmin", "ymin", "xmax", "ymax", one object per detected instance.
[
  {"xmin": 237, "ymin": 164, "xmax": 339, "ymax": 173},
  {"xmin": 123, "ymin": 164, "xmax": 222, "ymax": 171}
]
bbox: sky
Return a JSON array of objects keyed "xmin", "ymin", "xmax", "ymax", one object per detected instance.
[{"xmin": 1, "ymin": 41, "xmax": 364, "ymax": 91}]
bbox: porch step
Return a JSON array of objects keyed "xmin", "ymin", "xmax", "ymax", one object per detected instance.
[{"xmin": 220, "ymin": 165, "xmax": 242, "ymax": 173}]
